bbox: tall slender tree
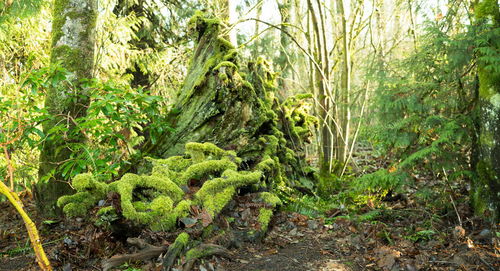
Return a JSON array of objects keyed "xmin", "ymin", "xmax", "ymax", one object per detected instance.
[
  {"xmin": 36, "ymin": 0, "xmax": 97, "ymax": 216},
  {"xmin": 472, "ymin": 0, "xmax": 500, "ymax": 220},
  {"xmin": 277, "ymin": 0, "xmax": 293, "ymax": 89}
]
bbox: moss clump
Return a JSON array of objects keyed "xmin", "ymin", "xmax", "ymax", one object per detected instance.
[
  {"xmin": 256, "ymin": 192, "xmax": 281, "ymax": 232},
  {"xmin": 109, "ymin": 173, "xmax": 184, "ymax": 230},
  {"xmin": 179, "ymin": 160, "xmax": 237, "ymax": 186},
  {"xmin": 57, "ymin": 173, "xmax": 107, "ymax": 217},
  {"xmin": 175, "ymin": 232, "xmax": 190, "ymax": 246},
  {"xmin": 257, "ymin": 208, "xmax": 274, "ymax": 232},
  {"xmin": 57, "ymin": 191, "xmax": 95, "ymax": 217},
  {"xmin": 214, "ymin": 61, "xmax": 238, "ymax": 71},
  {"xmin": 259, "ymin": 192, "xmax": 282, "ymax": 207},
  {"xmin": 58, "ymin": 142, "xmax": 269, "ymax": 230},
  {"xmin": 185, "ymin": 244, "xmax": 223, "ymax": 261},
  {"xmin": 196, "ymin": 170, "xmax": 262, "ymax": 216}
]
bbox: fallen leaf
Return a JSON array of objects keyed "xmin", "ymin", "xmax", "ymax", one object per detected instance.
[
  {"xmin": 200, "ymin": 209, "xmax": 213, "ymax": 227},
  {"xmin": 264, "ymin": 248, "xmax": 278, "ymax": 255},
  {"xmin": 375, "ymin": 246, "xmax": 401, "ymax": 270},
  {"xmin": 180, "ymin": 217, "xmax": 198, "ymax": 228}
]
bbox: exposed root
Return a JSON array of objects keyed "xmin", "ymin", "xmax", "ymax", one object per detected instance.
[
  {"xmin": 182, "ymin": 243, "xmax": 232, "ymax": 271},
  {"xmin": 162, "ymin": 232, "xmax": 190, "ymax": 271},
  {"xmin": 101, "ymin": 238, "xmax": 167, "ymax": 271}
]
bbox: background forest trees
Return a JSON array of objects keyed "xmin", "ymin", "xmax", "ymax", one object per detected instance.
[
  {"xmin": 1, "ymin": 0, "xmax": 499, "ymax": 222},
  {"xmin": 0, "ymin": 0, "xmax": 499, "ymax": 270}
]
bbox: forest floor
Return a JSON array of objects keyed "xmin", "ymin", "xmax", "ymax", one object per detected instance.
[{"xmin": 0, "ymin": 192, "xmax": 498, "ymax": 271}]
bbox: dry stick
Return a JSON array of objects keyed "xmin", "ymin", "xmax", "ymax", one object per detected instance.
[
  {"xmin": 340, "ymin": 82, "xmax": 369, "ymax": 177},
  {"xmin": 442, "ymin": 168, "xmax": 462, "ymax": 226}
]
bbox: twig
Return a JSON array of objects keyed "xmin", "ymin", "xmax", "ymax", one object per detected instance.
[
  {"xmin": 478, "ymin": 257, "xmax": 495, "ymax": 271},
  {"xmin": 442, "ymin": 168, "xmax": 462, "ymax": 226}
]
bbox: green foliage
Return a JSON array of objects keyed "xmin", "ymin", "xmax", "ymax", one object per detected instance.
[
  {"xmin": 95, "ymin": 0, "xmax": 200, "ymax": 97},
  {"xmin": 349, "ymin": 169, "xmax": 409, "ymax": 206},
  {"xmin": 285, "ymin": 195, "xmax": 341, "ymax": 217},
  {"xmin": 405, "ymin": 230, "xmax": 436, "ymax": 242},
  {"xmin": 0, "ymin": 0, "xmax": 46, "ymax": 25},
  {"xmin": 362, "ymin": 18, "xmax": 481, "ymax": 203},
  {"xmin": 0, "ymin": 65, "xmax": 169, "ymax": 192}
]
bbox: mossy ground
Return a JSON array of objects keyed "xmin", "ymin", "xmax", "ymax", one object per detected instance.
[{"xmin": 58, "ymin": 142, "xmax": 276, "ymax": 231}]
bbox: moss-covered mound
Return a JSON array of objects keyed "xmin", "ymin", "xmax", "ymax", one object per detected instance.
[{"xmin": 58, "ymin": 142, "xmax": 273, "ymax": 231}]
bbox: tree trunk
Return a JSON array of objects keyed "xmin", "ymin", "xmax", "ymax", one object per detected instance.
[
  {"xmin": 36, "ymin": 0, "xmax": 97, "ymax": 216},
  {"xmin": 138, "ymin": 13, "xmax": 312, "ymax": 185},
  {"xmin": 277, "ymin": 0, "xmax": 293, "ymax": 90},
  {"xmin": 336, "ymin": 0, "xmax": 351, "ymax": 166},
  {"xmin": 472, "ymin": 0, "xmax": 500, "ymax": 221}
]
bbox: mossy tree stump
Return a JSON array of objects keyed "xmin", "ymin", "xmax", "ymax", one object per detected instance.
[{"xmin": 58, "ymin": 11, "xmax": 316, "ymax": 270}]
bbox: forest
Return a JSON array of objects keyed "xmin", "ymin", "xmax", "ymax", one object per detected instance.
[{"xmin": 0, "ymin": 0, "xmax": 499, "ymax": 270}]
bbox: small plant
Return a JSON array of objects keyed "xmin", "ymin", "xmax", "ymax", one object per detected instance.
[{"xmin": 406, "ymin": 229, "xmax": 436, "ymax": 242}]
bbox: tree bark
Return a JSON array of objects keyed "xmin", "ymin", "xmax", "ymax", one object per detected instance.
[
  {"xmin": 472, "ymin": 0, "xmax": 500, "ymax": 221},
  {"xmin": 137, "ymin": 12, "xmax": 312, "ymax": 185},
  {"xmin": 277, "ymin": 0, "xmax": 293, "ymax": 90},
  {"xmin": 36, "ymin": 0, "xmax": 97, "ymax": 216}
]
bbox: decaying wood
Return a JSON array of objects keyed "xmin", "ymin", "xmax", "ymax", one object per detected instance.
[
  {"xmin": 102, "ymin": 238, "xmax": 167, "ymax": 271},
  {"xmin": 182, "ymin": 244, "xmax": 232, "ymax": 271},
  {"xmin": 162, "ymin": 237, "xmax": 188, "ymax": 271}
]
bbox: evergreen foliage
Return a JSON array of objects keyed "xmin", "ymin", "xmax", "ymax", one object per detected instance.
[{"xmin": 357, "ymin": 19, "xmax": 481, "ymax": 203}]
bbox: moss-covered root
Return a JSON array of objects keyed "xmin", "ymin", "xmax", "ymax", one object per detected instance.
[
  {"xmin": 183, "ymin": 244, "xmax": 232, "ymax": 271},
  {"xmin": 257, "ymin": 192, "xmax": 282, "ymax": 233},
  {"xmin": 57, "ymin": 173, "xmax": 107, "ymax": 217},
  {"xmin": 162, "ymin": 232, "xmax": 190, "ymax": 271}
]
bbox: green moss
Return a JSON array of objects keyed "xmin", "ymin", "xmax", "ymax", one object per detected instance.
[
  {"xmin": 257, "ymin": 208, "xmax": 273, "ymax": 232},
  {"xmin": 57, "ymin": 191, "xmax": 95, "ymax": 217},
  {"xmin": 111, "ymin": 173, "xmax": 186, "ymax": 230},
  {"xmin": 188, "ymin": 11, "xmax": 222, "ymax": 40},
  {"xmin": 147, "ymin": 156, "xmax": 193, "ymax": 183},
  {"xmin": 259, "ymin": 192, "xmax": 282, "ymax": 207},
  {"xmin": 185, "ymin": 245, "xmax": 220, "ymax": 261},
  {"xmin": 185, "ymin": 142, "xmax": 227, "ymax": 162},
  {"xmin": 218, "ymin": 72, "xmax": 229, "ymax": 82},
  {"xmin": 214, "ymin": 61, "xmax": 237, "ymax": 71},
  {"xmin": 242, "ymin": 80, "xmax": 255, "ymax": 92},
  {"xmin": 150, "ymin": 156, "xmax": 192, "ymax": 173},
  {"xmin": 473, "ymin": 160, "xmax": 499, "ymax": 219},
  {"xmin": 51, "ymin": 0, "xmax": 96, "ymax": 78},
  {"xmin": 57, "ymin": 173, "xmax": 107, "ymax": 217},
  {"xmin": 256, "ymin": 157, "xmax": 276, "ymax": 172},
  {"xmin": 223, "ymin": 49, "xmax": 238, "ymax": 61},
  {"xmin": 175, "ymin": 232, "xmax": 190, "ymax": 246},
  {"xmin": 196, "ymin": 170, "xmax": 261, "ymax": 216},
  {"xmin": 96, "ymin": 206, "xmax": 115, "ymax": 216},
  {"xmin": 179, "ymin": 160, "xmax": 238, "ymax": 186}
]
